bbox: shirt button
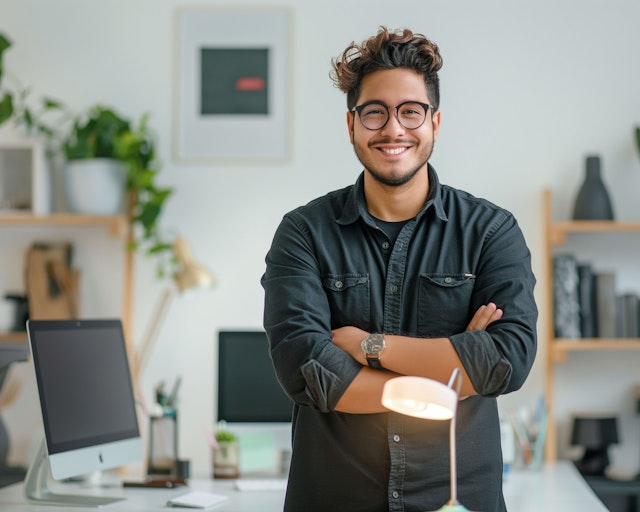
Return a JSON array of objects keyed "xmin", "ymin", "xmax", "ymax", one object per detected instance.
[
  {"xmin": 335, "ymin": 281, "xmax": 343, "ymax": 289},
  {"xmin": 444, "ymin": 277, "xmax": 453, "ymax": 284},
  {"xmin": 390, "ymin": 284, "xmax": 398, "ymax": 293},
  {"xmin": 392, "ymin": 491, "xmax": 399, "ymax": 499},
  {"xmin": 382, "ymin": 241, "xmax": 390, "ymax": 250},
  {"xmin": 393, "ymin": 434, "xmax": 400, "ymax": 442}
]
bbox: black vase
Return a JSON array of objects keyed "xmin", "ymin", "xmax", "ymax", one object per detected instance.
[{"xmin": 572, "ymin": 155, "xmax": 614, "ymax": 220}]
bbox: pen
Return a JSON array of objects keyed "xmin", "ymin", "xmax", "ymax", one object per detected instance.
[{"xmin": 166, "ymin": 376, "xmax": 182, "ymax": 408}]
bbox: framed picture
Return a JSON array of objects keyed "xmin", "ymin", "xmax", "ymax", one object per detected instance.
[{"xmin": 173, "ymin": 6, "xmax": 291, "ymax": 163}]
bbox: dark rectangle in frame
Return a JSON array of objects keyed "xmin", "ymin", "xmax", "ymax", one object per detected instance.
[{"xmin": 200, "ymin": 48, "xmax": 269, "ymax": 115}]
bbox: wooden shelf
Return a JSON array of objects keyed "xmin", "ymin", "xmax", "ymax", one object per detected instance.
[
  {"xmin": 549, "ymin": 220, "xmax": 640, "ymax": 244},
  {"xmin": 550, "ymin": 338, "xmax": 640, "ymax": 363},
  {"xmin": 0, "ymin": 213, "xmax": 127, "ymax": 238},
  {"xmin": 542, "ymin": 187, "xmax": 640, "ymax": 462},
  {"xmin": 0, "ymin": 332, "xmax": 28, "ymax": 343}
]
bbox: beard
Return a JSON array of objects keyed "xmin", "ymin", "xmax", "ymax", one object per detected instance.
[
  {"xmin": 365, "ymin": 157, "xmax": 428, "ymax": 186},
  {"xmin": 353, "ymin": 138, "xmax": 434, "ymax": 187}
]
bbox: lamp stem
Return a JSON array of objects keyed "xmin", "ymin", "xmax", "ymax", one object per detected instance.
[
  {"xmin": 133, "ymin": 287, "xmax": 174, "ymax": 382},
  {"xmin": 448, "ymin": 408, "xmax": 458, "ymax": 505},
  {"xmin": 447, "ymin": 368, "xmax": 462, "ymax": 506}
]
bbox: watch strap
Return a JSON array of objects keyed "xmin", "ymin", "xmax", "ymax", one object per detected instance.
[{"xmin": 366, "ymin": 356, "xmax": 384, "ymax": 370}]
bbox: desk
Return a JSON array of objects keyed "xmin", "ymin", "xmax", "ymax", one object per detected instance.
[
  {"xmin": 502, "ymin": 462, "xmax": 607, "ymax": 512},
  {"xmin": 0, "ymin": 461, "xmax": 605, "ymax": 511}
]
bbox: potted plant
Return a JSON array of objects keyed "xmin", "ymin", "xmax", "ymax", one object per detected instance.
[
  {"xmin": 1, "ymin": 32, "xmax": 175, "ymax": 275},
  {"xmin": 62, "ymin": 106, "xmax": 174, "ymax": 273}
]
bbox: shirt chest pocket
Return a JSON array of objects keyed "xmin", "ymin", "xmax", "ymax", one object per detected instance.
[
  {"xmin": 323, "ymin": 274, "xmax": 370, "ymax": 330},
  {"xmin": 418, "ymin": 273, "xmax": 475, "ymax": 336}
]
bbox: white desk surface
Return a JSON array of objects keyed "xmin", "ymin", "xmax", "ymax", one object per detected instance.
[{"xmin": 0, "ymin": 461, "xmax": 605, "ymax": 511}]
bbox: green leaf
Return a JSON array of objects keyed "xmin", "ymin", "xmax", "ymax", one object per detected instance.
[
  {"xmin": 42, "ymin": 97, "xmax": 64, "ymax": 110},
  {"xmin": 0, "ymin": 93, "xmax": 13, "ymax": 124},
  {"xmin": 635, "ymin": 127, "xmax": 640, "ymax": 159},
  {"xmin": 0, "ymin": 33, "xmax": 11, "ymax": 81},
  {"xmin": 0, "ymin": 33, "xmax": 11, "ymax": 54}
]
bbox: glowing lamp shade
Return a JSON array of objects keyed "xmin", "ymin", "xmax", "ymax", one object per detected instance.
[
  {"xmin": 382, "ymin": 369, "xmax": 472, "ymax": 512},
  {"xmin": 382, "ymin": 376, "xmax": 457, "ymax": 420}
]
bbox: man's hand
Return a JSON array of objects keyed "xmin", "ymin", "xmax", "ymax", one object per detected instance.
[{"xmin": 466, "ymin": 302, "xmax": 503, "ymax": 331}]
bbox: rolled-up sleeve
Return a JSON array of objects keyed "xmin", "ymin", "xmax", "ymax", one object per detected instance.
[
  {"xmin": 449, "ymin": 211, "xmax": 537, "ymax": 397},
  {"xmin": 262, "ymin": 213, "xmax": 362, "ymax": 411}
]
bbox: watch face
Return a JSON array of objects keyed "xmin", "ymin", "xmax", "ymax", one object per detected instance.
[{"xmin": 363, "ymin": 333, "xmax": 385, "ymax": 355}]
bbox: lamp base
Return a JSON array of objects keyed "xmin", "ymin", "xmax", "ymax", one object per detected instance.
[{"xmin": 429, "ymin": 504, "xmax": 472, "ymax": 512}]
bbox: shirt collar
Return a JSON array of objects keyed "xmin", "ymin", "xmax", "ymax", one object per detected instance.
[{"xmin": 337, "ymin": 164, "xmax": 448, "ymax": 226}]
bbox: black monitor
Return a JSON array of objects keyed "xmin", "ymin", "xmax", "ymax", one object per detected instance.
[
  {"xmin": 25, "ymin": 319, "xmax": 142, "ymax": 507},
  {"xmin": 217, "ymin": 330, "xmax": 292, "ymax": 424}
]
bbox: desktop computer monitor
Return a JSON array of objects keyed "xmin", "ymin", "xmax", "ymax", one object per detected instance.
[
  {"xmin": 216, "ymin": 330, "xmax": 293, "ymax": 472},
  {"xmin": 25, "ymin": 319, "xmax": 143, "ymax": 507}
]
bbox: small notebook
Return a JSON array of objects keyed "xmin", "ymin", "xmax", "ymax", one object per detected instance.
[{"xmin": 167, "ymin": 491, "xmax": 229, "ymax": 509}]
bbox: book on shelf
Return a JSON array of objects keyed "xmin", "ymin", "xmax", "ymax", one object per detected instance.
[
  {"xmin": 595, "ymin": 271, "xmax": 617, "ymax": 338},
  {"xmin": 615, "ymin": 293, "xmax": 639, "ymax": 338},
  {"xmin": 552, "ymin": 253, "xmax": 581, "ymax": 338},
  {"xmin": 577, "ymin": 264, "xmax": 597, "ymax": 338}
]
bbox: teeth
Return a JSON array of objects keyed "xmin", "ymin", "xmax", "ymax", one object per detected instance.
[{"xmin": 382, "ymin": 147, "xmax": 406, "ymax": 155}]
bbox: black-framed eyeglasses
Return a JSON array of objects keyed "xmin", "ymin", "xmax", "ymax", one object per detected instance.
[{"xmin": 351, "ymin": 101, "xmax": 434, "ymax": 131}]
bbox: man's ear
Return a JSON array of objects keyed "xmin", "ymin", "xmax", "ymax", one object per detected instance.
[
  {"xmin": 347, "ymin": 111, "xmax": 355, "ymax": 145},
  {"xmin": 432, "ymin": 109, "xmax": 441, "ymax": 142}
]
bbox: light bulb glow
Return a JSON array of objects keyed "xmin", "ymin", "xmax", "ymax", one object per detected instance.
[{"xmin": 381, "ymin": 376, "xmax": 457, "ymax": 420}]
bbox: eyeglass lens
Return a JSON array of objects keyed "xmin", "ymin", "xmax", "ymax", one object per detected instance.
[{"xmin": 358, "ymin": 102, "xmax": 428, "ymax": 130}]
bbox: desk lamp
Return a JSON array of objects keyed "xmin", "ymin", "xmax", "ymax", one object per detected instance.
[
  {"xmin": 570, "ymin": 414, "xmax": 619, "ymax": 476},
  {"xmin": 382, "ymin": 369, "xmax": 471, "ymax": 512},
  {"xmin": 133, "ymin": 236, "xmax": 215, "ymax": 381}
]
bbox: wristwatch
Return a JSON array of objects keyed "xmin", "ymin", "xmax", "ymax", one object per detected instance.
[{"xmin": 361, "ymin": 333, "xmax": 386, "ymax": 369}]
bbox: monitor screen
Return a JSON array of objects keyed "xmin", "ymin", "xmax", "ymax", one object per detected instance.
[
  {"xmin": 26, "ymin": 319, "xmax": 142, "ymax": 506},
  {"xmin": 217, "ymin": 330, "xmax": 293, "ymax": 423}
]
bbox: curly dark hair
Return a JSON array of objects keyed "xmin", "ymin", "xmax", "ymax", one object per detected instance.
[{"xmin": 330, "ymin": 26, "xmax": 443, "ymax": 111}]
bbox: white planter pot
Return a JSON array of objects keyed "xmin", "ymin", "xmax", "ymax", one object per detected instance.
[{"xmin": 64, "ymin": 158, "xmax": 127, "ymax": 215}]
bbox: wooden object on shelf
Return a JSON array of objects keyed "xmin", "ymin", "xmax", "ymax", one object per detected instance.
[
  {"xmin": 0, "ymin": 212, "xmax": 133, "ymax": 350},
  {"xmin": 542, "ymin": 188, "xmax": 640, "ymax": 462},
  {"xmin": 25, "ymin": 243, "xmax": 79, "ymax": 320}
]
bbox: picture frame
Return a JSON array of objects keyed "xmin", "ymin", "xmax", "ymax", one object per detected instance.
[
  {"xmin": 173, "ymin": 6, "xmax": 291, "ymax": 163},
  {"xmin": 0, "ymin": 139, "xmax": 49, "ymax": 215}
]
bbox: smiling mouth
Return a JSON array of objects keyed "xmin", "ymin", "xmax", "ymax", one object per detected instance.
[{"xmin": 378, "ymin": 146, "xmax": 409, "ymax": 156}]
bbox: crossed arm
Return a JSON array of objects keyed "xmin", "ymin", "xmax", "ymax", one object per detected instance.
[{"xmin": 331, "ymin": 303, "xmax": 503, "ymax": 414}]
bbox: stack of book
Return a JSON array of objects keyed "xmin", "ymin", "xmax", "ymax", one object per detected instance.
[{"xmin": 553, "ymin": 253, "xmax": 639, "ymax": 339}]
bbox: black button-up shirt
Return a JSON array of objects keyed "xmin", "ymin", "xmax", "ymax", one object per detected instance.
[{"xmin": 261, "ymin": 166, "xmax": 537, "ymax": 512}]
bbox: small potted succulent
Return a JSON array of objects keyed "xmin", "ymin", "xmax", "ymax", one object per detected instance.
[{"xmin": 212, "ymin": 422, "xmax": 240, "ymax": 479}]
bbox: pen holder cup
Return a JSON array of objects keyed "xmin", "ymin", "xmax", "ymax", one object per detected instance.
[{"xmin": 147, "ymin": 412, "xmax": 178, "ymax": 476}]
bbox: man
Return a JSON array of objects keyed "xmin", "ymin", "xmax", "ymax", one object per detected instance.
[{"xmin": 261, "ymin": 26, "xmax": 537, "ymax": 512}]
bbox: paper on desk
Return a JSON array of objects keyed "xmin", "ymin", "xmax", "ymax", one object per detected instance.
[{"xmin": 167, "ymin": 491, "xmax": 229, "ymax": 509}]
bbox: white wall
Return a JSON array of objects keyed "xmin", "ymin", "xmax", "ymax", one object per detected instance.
[{"xmin": 2, "ymin": 0, "xmax": 640, "ymax": 477}]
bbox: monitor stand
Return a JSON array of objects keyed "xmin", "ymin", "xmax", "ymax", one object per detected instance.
[{"xmin": 24, "ymin": 438, "xmax": 125, "ymax": 507}]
